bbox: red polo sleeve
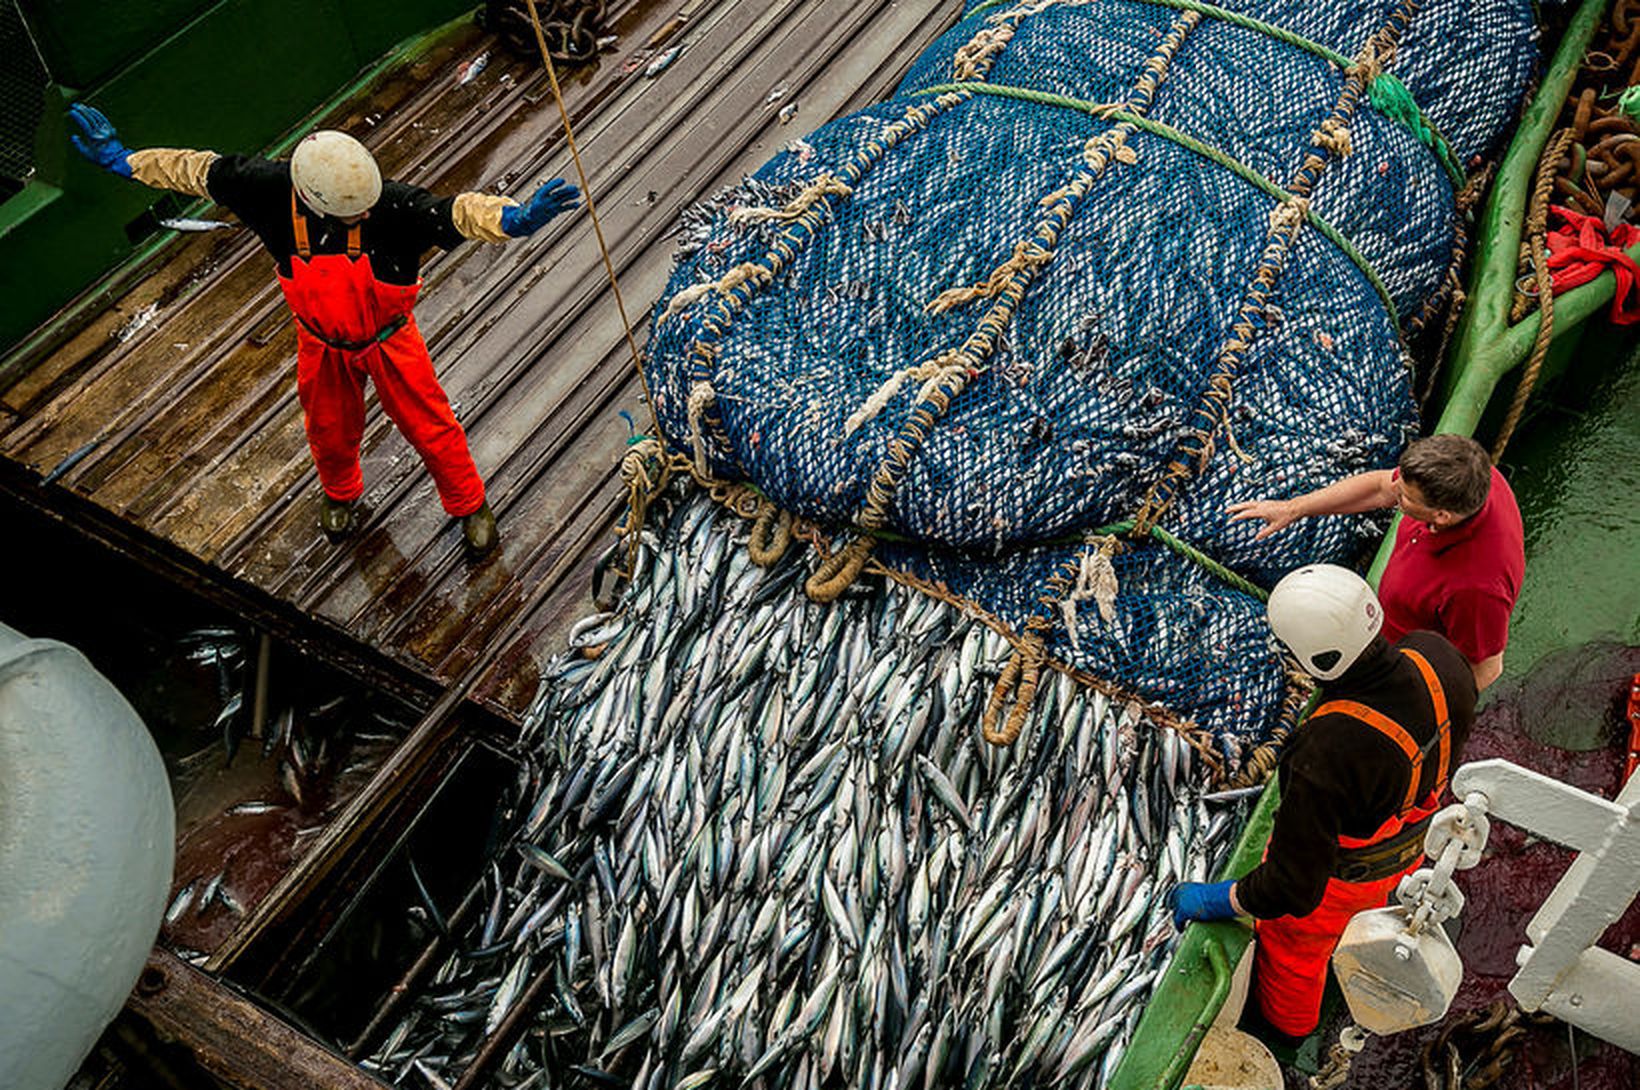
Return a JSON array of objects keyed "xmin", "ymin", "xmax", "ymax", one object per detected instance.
[{"xmin": 1436, "ymin": 586, "xmax": 1512, "ymax": 663}]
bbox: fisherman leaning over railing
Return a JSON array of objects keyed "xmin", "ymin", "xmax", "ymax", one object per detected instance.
[{"xmin": 68, "ymin": 104, "xmax": 581, "ymax": 557}]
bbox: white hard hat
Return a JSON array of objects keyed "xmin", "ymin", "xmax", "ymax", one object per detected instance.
[
  {"xmin": 1267, "ymin": 564, "xmax": 1383, "ymax": 681},
  {"xmin": 290, "ymin": 130, "xmax": 381, "ymax": 218}
]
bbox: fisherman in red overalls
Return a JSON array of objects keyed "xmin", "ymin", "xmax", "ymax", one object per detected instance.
[
  {"xmin": 68, "ymin": 104, "xmax": 579, "ymax": 556},
  {"xmin": 1168, "ymin": 564, "xmax": 1477, "ymax": 1043}
]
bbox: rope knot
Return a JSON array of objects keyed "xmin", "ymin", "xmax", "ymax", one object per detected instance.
[
  {"xmin": 1314, "ymin": 117, "xmax": 1353, "ymax": 157},
  {"xmin": 659, "ymin": 261, "xmax": 773, "ymax": 323},
  {"xmin": 1060, "ymin": 535, "xmax": 1121, "ymax": 655},
  {"xmin": 685, "ymin": 381, "xmax": 719, "ymax": 478},
  {"xmin": 1267, "ymin": 196, "xmax": 1310, "ymax": 236}
]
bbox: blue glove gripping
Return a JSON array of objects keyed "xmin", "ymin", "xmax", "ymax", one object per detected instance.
[
  {"xmin": 67, "ymin": 103, "xmax": 133, "ymax": 178},
  {"xmin": 1168, "ymin": 879, "xmax": 1239, "ymax": 930},
  {"xmin": 500, "ymin": 178, "xmax": 582, "ymax": 237}
]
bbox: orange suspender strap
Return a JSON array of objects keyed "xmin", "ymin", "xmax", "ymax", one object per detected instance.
[
  {"xmin": 1399, "ymin": 648, "xmax": 1453, "ymax": 797},
  {"xmin": 290, "ymin": 190, "xmax": 363, "ymax": 259},
  {"xmin": 290, "ymin": 190, "xmax": 310, "ymax": 260},
  {"xmin": 1312, "ymin": 698, "xmax": 1426, "ymax": 812}
]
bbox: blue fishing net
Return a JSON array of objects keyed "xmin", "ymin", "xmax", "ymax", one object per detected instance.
[{"xmin": 643, "ymin": 0, "xmax": 1538, "ymax": 757}]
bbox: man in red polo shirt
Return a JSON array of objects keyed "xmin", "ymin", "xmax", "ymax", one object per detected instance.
[{"xmin": 1228, "ymin": 434, "xmax": 1524, "ymax": 690}]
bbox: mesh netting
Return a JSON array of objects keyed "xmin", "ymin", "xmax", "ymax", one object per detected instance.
[{"xmin": 642, "ymin": 0, "xmax": 1538, "ymax": 755}]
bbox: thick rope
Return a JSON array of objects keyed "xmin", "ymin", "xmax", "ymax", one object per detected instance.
[
  {"xmin": 616, "ymin": 437, "xmax": 671, "ymax": 578},
  {"xmin": 982, "ymin": 634, "xmax": 1046, "ymax": 744},
  {"xmin": 926, "ymin": 240, "xmax": 1054, "ymax": 313},
  {"xmin": 685, "ymin": 381, "xmax": 718, "ymax": 478},
  {"xmin": 727, "ymin": 174, "xmax": 854, "ymax": 225},
  {"xmin": 1491, "ymin": 128, "xmax": 1573, "ymax": 462},
  {"xmin": 746, "ymin": 497, "xmax": 794, "ymax": 566},
  {"xmin": 659, "ymin": 262, "xmax": 772, "ymax": 322},
  {"xmin": 523, "ymin": 0, "xmax": 657, "ymax": 435},
  {"xmin": 915, "ymin": 81, "xmax": 1401, "ymax": 325}
]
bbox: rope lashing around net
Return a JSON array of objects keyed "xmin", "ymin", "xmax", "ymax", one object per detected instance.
[
  {"xmin": 617, "ymin": 436, "xmax": 673, "ymax": 578},
  {"xmin": 816, "ymin": 15, "xmax": 1201, "ymax": 606},
  {"xmin": 1490, "ymin": 128, "xmax": 1574, "ymax": 462},
  {"xmin": 685, "ymin": 380, "xmax": 719, "ymax": 478},
  {"xmin": 1125, "ymin": 6, "xmax": 1412, "ymax": 539},
  {"xmin": 952, "ymin": 17, "xmax": 1019, "ymax": 80},
  {"xmin": 914, "ymin": 82, "xmax": 1402, "ymax": 327},
  {"xmin": 659, "ymin": 261, "xmax": 773, "ymax": 323},
  {"xmin": 841, "ymin": 350, "xmax": 972, "ymax": 437},
  {"xmin": 959, "ymin": 0, "xmax": 1465, "ymax": 185},
  {"xmin": 926, "ymin": 240, "xmax": 1055, "ymax": 313},
  {"xmin": 727, "ymin": 173, "xmax": 854, "ymax": 225}
]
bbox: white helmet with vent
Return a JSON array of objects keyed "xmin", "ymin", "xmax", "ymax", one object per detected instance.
[
  {"xmin": 1267, "ymin": 563, "xmax": 1383, "ymax": 681},
  {"xmin": 290, "ymin": 130, "xmax": 381, "ymax": 218}
]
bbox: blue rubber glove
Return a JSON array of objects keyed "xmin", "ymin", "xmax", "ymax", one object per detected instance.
[
  {"xmin": 67, "ymin": 103, "xmax": 134, "ymax": 178},
  {"xmin": 499, "ymin": 178, "xmax": 581, "ymax": 237},
  {"xmin": 1168, "ymin": 880, "xmax": 1239, "ymax": 930}
]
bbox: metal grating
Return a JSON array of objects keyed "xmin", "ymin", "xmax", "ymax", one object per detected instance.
[{"xmin": 0, "ymin": 0, "xmax": 49, "ymax": 199}]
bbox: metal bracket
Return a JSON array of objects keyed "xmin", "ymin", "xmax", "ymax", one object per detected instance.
[{"xmin": 1450, "ymin": 759, "xmax": 1640, "ymax": 1054}]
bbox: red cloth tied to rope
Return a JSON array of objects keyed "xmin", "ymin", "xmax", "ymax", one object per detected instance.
[{"xmin": 1546, "ymin": 205, "xmax": 1640, "ymax": 324}]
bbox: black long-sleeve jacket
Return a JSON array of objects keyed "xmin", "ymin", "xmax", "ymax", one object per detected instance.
[{"xmin": 1236, "ymin": 631, "xmax": 1478, "ymax": 919}]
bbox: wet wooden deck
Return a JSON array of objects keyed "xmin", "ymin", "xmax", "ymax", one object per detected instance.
[{"xmin": 0, "ymin": 0, "xmax": 961, "ymax": 723}]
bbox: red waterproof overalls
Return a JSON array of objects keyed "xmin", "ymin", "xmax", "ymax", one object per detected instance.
[
  {"xmin": 1253, "ymin": 648, "xmax": 1453, "ymax": 1038},
  {"xmin": 277, "ymin": 193, "xmax": 485, "ymax": 517}
]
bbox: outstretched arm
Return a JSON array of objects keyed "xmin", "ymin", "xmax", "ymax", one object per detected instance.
[
  {"xmin": 451, "ymin": 178, "xmax": 581, "ymax": 243},
  {"xmin": 1227, "ymin": 468, "xmax": 1398, "ymax": 540},
  {"xmin": 68, "ymin": 103, "xmax": 218, "ymax": 197}
]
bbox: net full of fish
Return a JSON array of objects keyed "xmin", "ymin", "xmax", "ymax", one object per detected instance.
[
  {"xmin": 364, "ymin": 490, "xmax": 1243, "ymax": 1090},
  {"xmin": 642, "ymin": 0, "xmax": 1541, "ymax": 754}
]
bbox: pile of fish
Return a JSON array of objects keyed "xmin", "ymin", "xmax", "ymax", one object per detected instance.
[{"xmin": 363, "ymin": 487, "xmax": 1243, "ymax": 1090}]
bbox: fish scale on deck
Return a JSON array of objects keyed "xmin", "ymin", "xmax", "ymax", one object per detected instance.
[{"xmin": 361, "ymin": 489, "xmax": 1238, "ymax": 1089}]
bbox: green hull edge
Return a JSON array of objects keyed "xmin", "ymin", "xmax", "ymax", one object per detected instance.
[
  {"xmin": 0, "ymin": 0, "xmax": 473, "ymax": 361},
  {"xmin": 1112, "ymin": 0, "xmax": 1623, "ymax": 1085}
]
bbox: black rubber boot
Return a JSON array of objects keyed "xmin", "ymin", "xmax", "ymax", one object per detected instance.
[
  {"xmin": 319, "ymin": 496, "xmax": 356, "ymax": 541},
  {"xmin": 462, "ymin": 501, "xmax": 498, "ymax": 557}
]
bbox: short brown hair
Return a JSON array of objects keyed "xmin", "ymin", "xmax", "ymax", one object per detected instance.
[{"xmin": 1398, "ymin": 434, "xmax": 1491, "ymax": 516}]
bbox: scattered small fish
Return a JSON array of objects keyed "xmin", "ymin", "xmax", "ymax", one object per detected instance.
[
  {"xmin": 159, "ymin": 217, "xmax": 236, "ymax": 232},
  {"xmin": 456, "ymin": 51, "xmax": 489, "ymax": 85},
  {"xmin": 644, "ymin": 47, "xmax": 681, "ymax": 78}
]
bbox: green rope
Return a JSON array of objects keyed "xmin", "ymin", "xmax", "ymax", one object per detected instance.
[
  {"xmin": 955, "ymin": 0, "xmax": 1464, "ymax": 186},
  {"xmin": 1369, "ymin": 73, "xmax": 1466, "ymax": 185},
  {"xmin": 916, "ymin": 81, "xmax": 1401, "ymax": 326},
  {"xmin": 1618, "ymin": 85, "xmax": 1640, "ymax": 125},
  {"xmin": 1089, "ymin": 520, "xmax": 1269, "ymax": 601}
]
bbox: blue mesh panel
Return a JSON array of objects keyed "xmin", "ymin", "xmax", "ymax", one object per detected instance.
[{"xmin": 644, "ymin": 0, "xmax": 1537, "ymax": 751}]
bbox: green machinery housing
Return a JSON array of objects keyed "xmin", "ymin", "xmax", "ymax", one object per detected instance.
[{"xmin": 0, "ymin": 0, "xmax": 472, "ymax": 358}]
